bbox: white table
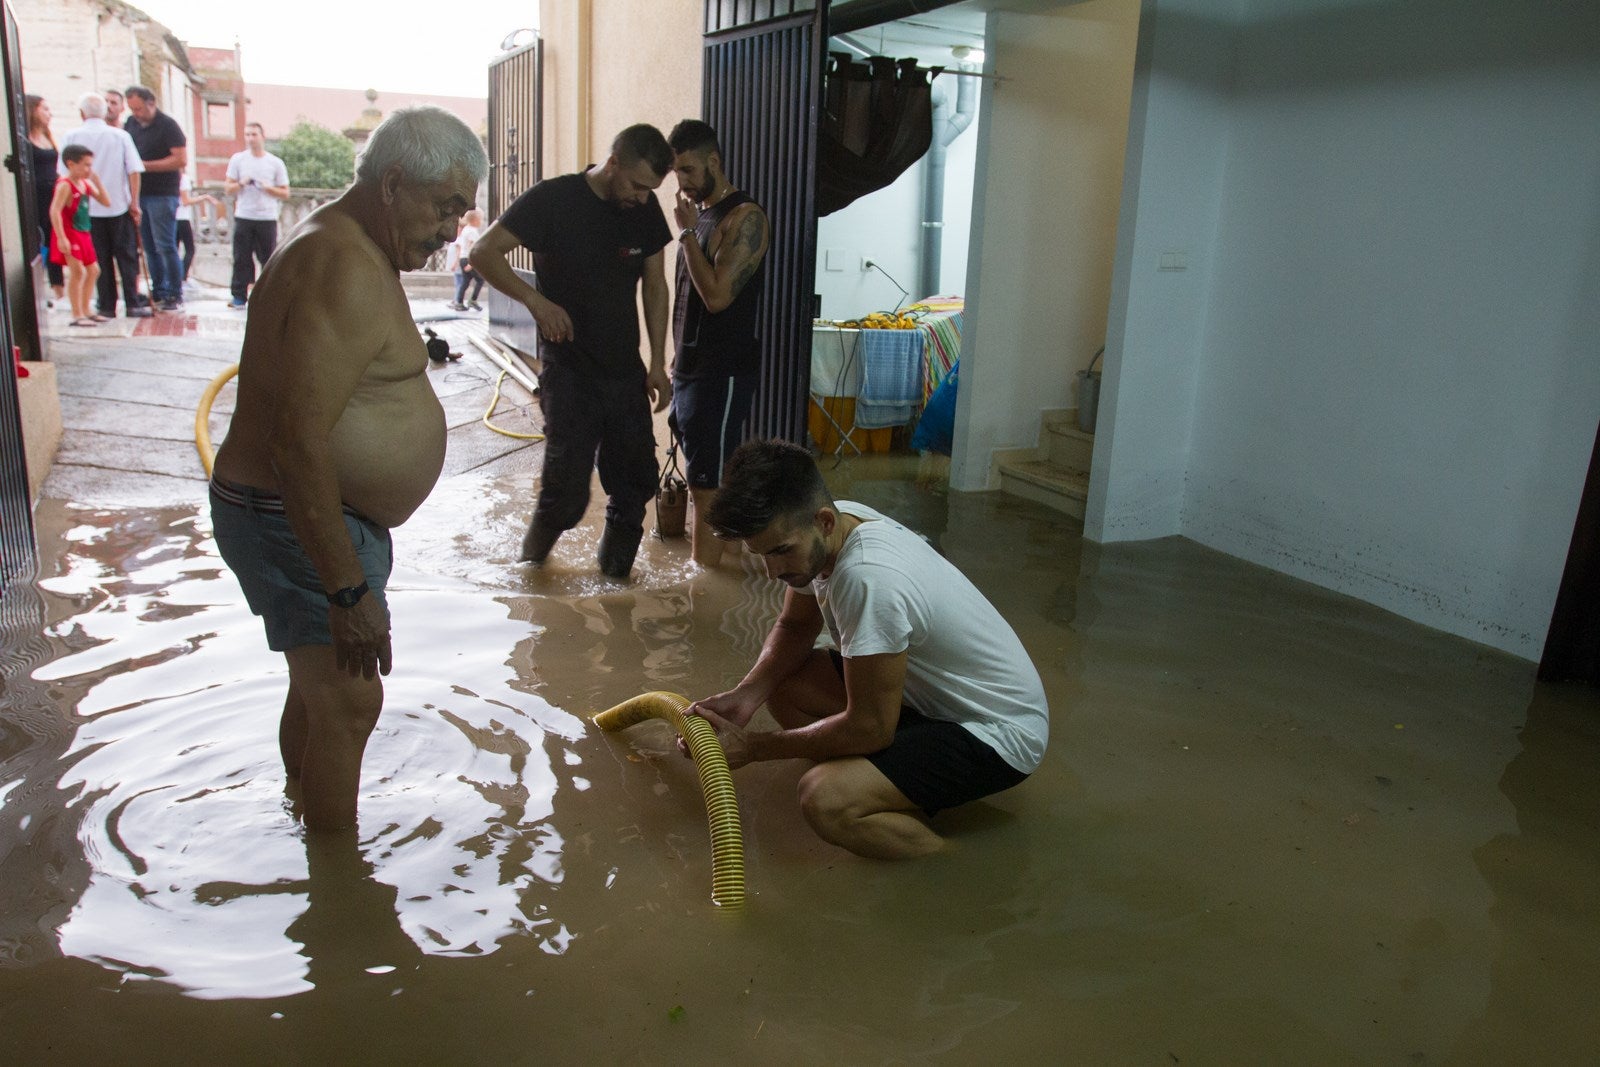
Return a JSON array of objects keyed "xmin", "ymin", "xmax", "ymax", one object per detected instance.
[{"xmin": 810, "ymin": 325, "xmax": 864, "ymax": 397}]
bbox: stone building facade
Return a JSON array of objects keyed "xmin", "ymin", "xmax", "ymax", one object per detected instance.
[{"xmin": 12, "ymin": 0, "xmax": 197, "ymax": 143}]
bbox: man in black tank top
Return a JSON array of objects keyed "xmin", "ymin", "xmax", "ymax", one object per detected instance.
[{"xmin": 667, "ymin": 120, "xmax": 771, "ymax": 567}]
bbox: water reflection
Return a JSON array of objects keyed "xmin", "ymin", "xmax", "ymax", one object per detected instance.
[
  {"xmin": 4, "ymin": 478, "xmax": 1598, "ymax": 1060},
  {"xmin": 8, "ymin": 504, "xmax": 585, "ymax": 998}
]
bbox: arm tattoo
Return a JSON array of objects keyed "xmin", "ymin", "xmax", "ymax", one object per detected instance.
[{"xmin": 722, "ymin": 210, "xmax": 769, "ymax": 299}]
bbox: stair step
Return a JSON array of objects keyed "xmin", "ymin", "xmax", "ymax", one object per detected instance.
[
  {"xmin": 997, "ymin": 458, "xmax": 1089, "ymax": 519},
  {"xmin": 1042, "ymin": 409, "xmax": 1095, "ymax": 441},
  {"xmin": 1000, "ymin": 458, "xmax": 1089, "ymax": 495}
]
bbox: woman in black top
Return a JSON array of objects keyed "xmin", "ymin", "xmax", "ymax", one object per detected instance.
[{"xmin": 26, "ymin": 94, "xmax": 64, "ymax": 302}]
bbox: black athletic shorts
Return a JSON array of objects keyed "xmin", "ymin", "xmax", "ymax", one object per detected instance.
[
  {"xmin": 670, "ymin": 374, "xmax": 759, "ymax": 489},
  {"xmin": 829, "ymin": 650, "xmax": 1028, "ymax": 816}
]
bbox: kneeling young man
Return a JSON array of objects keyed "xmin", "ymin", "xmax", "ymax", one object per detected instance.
[{"xmin": 688, "ymin": 440, "xmax": 1048, "ymax": 858}]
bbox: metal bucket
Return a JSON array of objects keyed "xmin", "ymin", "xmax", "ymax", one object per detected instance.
[{"xmin": 1076, "ymin": 369, "xmax": 1101, "ymax": 433}]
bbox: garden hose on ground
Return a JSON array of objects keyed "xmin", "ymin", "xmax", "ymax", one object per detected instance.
[
  {"xmin": 592, "ymin": 691, "xmax": 746, "ymax": 909},
  {"xmin": 482, "ymin": 369, "xmax": 544, "ymax": 441},
  {"xmin": 196, "ymin": 363, "xmax": 239, "ymax": 478}
]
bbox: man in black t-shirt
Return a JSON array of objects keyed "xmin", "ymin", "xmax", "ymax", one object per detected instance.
[
  {"xmin": 124, "ymin": 86, "xmax": 187, "ymax": 310},
  {"xmin": 472, "ymin": 124, "xmax": 674, "ymax": 580}
]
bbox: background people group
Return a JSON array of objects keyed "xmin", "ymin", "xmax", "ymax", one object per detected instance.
[
  {"xmin": 59, "ymin": 91, "xmax": 146, "ymax": 319},
  {"xmin": 29, "ymin": 87, "xmax": 234, "ymax": 320}
]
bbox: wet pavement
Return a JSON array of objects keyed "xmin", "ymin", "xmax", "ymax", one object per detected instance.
[{"xmin": 2, "ymin": 278, "xmax": 1598, "ymax": 1063}]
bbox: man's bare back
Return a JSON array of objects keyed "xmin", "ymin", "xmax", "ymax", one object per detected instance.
[{"xmin": 213, "ymin": 200, "xmax": 445, "ymax": 529}]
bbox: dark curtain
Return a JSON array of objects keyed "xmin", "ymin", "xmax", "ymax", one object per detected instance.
[
  {"xmin": 816, "ymin": 53, "xmax": 939, "ymax": 217},
  {"xmin": 1539, "ymin": 420, "xmax": 1600, "ymax": 685}
]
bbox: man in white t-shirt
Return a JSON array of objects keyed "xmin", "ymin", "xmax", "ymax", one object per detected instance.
[
  {"xmin": 223, "ymin": 121, "xmax": 290, "ymax": 308},
  {"xmin": 688, "ymin": 439, "xmax": 1049, "ymax": 859}
]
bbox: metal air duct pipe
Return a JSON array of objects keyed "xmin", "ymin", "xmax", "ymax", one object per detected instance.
[{"xmin": 919, "ymin": 69, "xmax": 977, "ymax": 299}]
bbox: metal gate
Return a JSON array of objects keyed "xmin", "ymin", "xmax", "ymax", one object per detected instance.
[
  {"xmin": 487, "ymin": 36, "xmax": 543, "ymax": 273},
  {"xmin": 1, "ymin": 0, "xmax": 38, "ymax": 589},
  {"xmin": 702, "ymin": 0, "xmax": 826, "ymax": 444}
]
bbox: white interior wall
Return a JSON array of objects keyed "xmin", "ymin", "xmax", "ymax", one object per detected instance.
[
  {"xmin": 950, "ymin": 0, "xmax": 1141, "ymax": 491},
  {"xmin": 1095, "ymin": 0, "xmax": 1600, "ymax": 659},
  {"xmin": 815, "ymin": 164, "xmax": 923, "ymax": 319},
  {"xmin": 1086, "ymin": 0, "xmax": 1236, "ymax": 539},
  {"xmin": 1184, "ymin": 0, "xmax": 1600, "ymax": 659}
]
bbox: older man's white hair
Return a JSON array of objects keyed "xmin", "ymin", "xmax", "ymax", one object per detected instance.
[
  {"xmin": 356, "ymin": 105, "xmax": 488, "ymax": 186},
  {"xmin": 77, "ymin": 92, "xmax": 107, "ymax": 119}
]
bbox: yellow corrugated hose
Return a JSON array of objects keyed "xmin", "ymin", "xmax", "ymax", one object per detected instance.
[
  {"xmin": 196, "ymin": 363, "xmax": 239, "ymax": 477},
  {"xmin": 592, "ymin": 691, "xmax": 746, "ymax": 909}
]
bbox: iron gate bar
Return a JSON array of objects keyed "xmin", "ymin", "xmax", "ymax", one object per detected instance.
[
  {"xmin": 487, "ymin": 36, "xmax": 543, "ymax": 274},
  {"xmin": 702, "ymin": 3, "xmax": 826, "ymax": 444},
  {"xmin": 1, "ymin": 0, "xmax": 38, "ymax": 586}
]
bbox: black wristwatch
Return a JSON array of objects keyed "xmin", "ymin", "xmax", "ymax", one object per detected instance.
[{"xmin": 326, "ymin": 581, "xmax": 369, "ymax": 609}]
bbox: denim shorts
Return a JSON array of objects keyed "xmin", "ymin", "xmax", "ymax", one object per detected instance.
[
  {"xmin": 210, "ymin": 480, "xmax": 393, "ymax": 652},
  {"xmin": 670, "ymin": 374, "xmax": 759, "ymax": 489}
]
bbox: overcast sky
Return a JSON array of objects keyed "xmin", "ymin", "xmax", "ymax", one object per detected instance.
[{"xmin": 134, "ymin": 1, "xmax": 540, "ymax": 98}]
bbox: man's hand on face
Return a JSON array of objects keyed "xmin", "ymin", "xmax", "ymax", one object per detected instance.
[
  {"xmin": 673, "ymin": 191, "xmax": 698, "ymax": 232},
  {"xmin": 330, "ymin": 596, "xmax": 393, "ymax": 680}
]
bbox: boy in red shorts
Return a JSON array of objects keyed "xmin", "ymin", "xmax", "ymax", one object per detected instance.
[{"xmin": 50, "ymin": 144, "xmax": 110, "ymax": 327}]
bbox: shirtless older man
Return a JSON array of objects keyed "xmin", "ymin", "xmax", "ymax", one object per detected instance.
[{"xmin": 210, "ymin": 105, "xmax": 487, "ymax": 831}]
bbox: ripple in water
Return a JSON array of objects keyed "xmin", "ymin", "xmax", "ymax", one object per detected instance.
[{"xmin": 18, "ymin": 506, "xmax": 596, "ymax": 999}]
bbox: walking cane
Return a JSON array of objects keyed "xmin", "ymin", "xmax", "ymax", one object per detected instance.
[{"xmin": 132, "ymin": 221, "xmax": 160, "ymax": 314}]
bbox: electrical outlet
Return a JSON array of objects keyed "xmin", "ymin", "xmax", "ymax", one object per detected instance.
[{"xmin": 864, "ymin": 258, "xmax": 877, "ymax": 271}]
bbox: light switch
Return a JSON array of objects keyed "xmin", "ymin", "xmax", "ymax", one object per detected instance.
[{"xmin": 825, "ymin": 248, "xmax": 850, "ymax": 272}]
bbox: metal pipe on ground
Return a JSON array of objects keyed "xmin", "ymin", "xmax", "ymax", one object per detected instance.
[{"xmin": 468, "ymin": 334, "xmax": 540, "ymax": 397}]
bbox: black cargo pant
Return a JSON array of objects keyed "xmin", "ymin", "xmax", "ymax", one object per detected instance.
[
  {"xmin": 231, "ymin": 218, "xmax": 278, "ymax": 303},
  {"xmin": 534, "ymin": 360, "xmax": 658, "ymax": 535},
  {"xmin": 90, "ymin": 212, "xmax": 141, "ymax": 315}
]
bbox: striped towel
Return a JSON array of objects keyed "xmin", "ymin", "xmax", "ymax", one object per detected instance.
[
  {"xmin": 854, "ymin": 328, "xmax": 923, "ymax": 429},
  {"xmin": 907, "ymin": 295, "xmax": 964, "ymax": 401}
]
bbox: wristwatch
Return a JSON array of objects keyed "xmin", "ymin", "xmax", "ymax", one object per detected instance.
[
  {"xmin": 326, "ymin": 581, "xmax": 370, "ymax": 609},
  {"xmin": 678, "ymin": 228, "xmax": 695, "ymax": 242}
]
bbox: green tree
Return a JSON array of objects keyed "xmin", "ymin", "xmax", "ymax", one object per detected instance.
[{"xmin": 275, "ymin": 120, "xmax": 356, "ymax": 190}]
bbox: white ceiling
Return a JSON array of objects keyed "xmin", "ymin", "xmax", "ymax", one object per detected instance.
[{"xmin": 831, "ymin": 2, "xmax": 990, "ymax": 66}]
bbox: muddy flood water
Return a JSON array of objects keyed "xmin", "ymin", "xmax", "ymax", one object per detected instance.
[{"xmin": 2, "ymin": 455, "xmax": 1598, "ymax": 1064}]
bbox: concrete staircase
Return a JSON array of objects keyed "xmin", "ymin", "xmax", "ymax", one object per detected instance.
[{"xmin": 992, "ymin": 409, "xmax": 1093, "ymax": 519}]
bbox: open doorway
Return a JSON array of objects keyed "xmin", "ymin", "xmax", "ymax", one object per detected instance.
[
  {"xmin": 809, "ymin": 5, "xmax": 986, "ymax": 458},
  {"xmin": 808, "ymin": 0, "xmax": 1142, "ymax": 513}
]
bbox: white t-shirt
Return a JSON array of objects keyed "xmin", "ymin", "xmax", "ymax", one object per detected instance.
[
  {"xmin": 456, "ymin": 223, "xmax": 481, "ymax": 262},
  {"xmin": 445, "ymin": 224, "xmax": 481, "ymax": 272},
  {"xmin": 176, "ymin": 173, "xmax": 194, "ymax": 222},
  {"xmin": 59, "ymin": 118, "xmax": 144, "ymax": 217},
  {"xmin": 226, "ymin": 150, "xmax": 290, "ymax": 221},
  {"xmin": 810, "ymin": 501, "xmax": 1049, "ymax": 773}
]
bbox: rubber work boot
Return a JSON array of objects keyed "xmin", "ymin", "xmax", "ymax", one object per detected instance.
[
  {"xmin": 597, "ymin": 522, "xmax": 644, "ymax": 580},
  {"xmin": 519, "ymin": 516, "xmax": 561, "ymax": 564}
]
